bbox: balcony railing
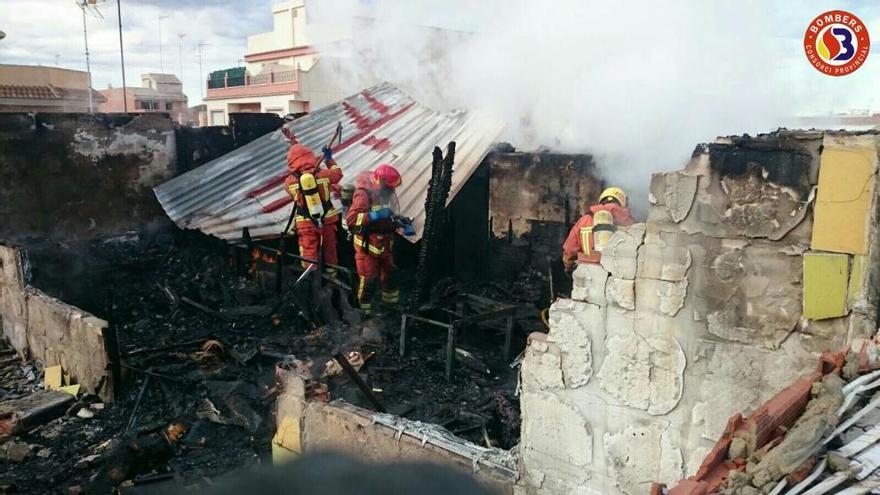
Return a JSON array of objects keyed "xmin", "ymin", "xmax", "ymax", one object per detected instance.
[{"xmin": 207, "ymin": 70, "xmax": 298, "ymax": 90}]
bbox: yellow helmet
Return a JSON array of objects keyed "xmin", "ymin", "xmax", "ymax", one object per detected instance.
[{"xmin": 599, "ymin": 187, "xmax": 627, "ymax": 207}]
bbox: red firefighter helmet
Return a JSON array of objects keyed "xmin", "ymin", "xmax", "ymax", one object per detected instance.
[
  {"xmin": 372, "ymin": 164, "xmax": 402, "ymax": 189},
  {"xmin": 287, "ymin": 144, "xmax": 317, "ymax": 173}
]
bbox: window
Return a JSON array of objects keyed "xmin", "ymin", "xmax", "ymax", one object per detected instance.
[
  {"xmin": 165, "ymin": 102, "xmax": 173, "ymax": 111},
  {"xmin": 139, "ymin": 100, "xmax": 159, "ymax": 110}
]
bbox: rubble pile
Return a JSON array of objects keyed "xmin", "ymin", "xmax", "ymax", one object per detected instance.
[
  {"xmin": 1, "ymin": 228, "xmax": 530, "ymax": 492},
  {"xmin": 659, "ymin": 341, "xmax": 880, "ymax": 495}
]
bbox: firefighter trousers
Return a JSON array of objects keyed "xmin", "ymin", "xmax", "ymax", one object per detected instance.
[
  {"xmin": 354, "ymin": 250, "xmax": 398, "ymax": 315},
  {"xmin": 295, "ymin": 220, "xmax": 339, "ymax": 272}
]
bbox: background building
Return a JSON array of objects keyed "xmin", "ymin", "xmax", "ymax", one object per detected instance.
[
  {"xmin": 0, "ymin": 64, "xmax": 105, "ymax": 113},
  {"xmin": 204, "ymin": 0, "xmax": 354, "ymax": 126},
  {"xmin": 99, "ymin": 73, "xmax": 189, "ymax": 123}
]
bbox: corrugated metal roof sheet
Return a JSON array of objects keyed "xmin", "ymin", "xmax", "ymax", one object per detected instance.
[{"xmin": 154, "ymin": 82, "xmax": 505, "ymax": 242}]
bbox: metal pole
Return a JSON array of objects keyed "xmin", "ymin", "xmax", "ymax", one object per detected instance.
[
  {"xmin": 158, "ymin": 15, "xmax": 168, "ymax": 73},
  {"xmin": 81, "ymin": 3, "xmax": 94, "ymax": 113},
  {"xmin": 198, "ymin": 41, "xmax": 209, "ymax": 102},
  {"xmin": 116, "ymin": 0, "xmax": 128, "ymax": 112},
  {"xmin": 177, "ymin": 33, "xmax": 186, "ymax": 83}
]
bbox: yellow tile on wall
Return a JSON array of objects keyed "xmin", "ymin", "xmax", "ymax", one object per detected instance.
[
  {"xmin": 803, "ymin": 251, "xmax": 849, "ymax": 320},
  {"xmin": 811, "ymin": 141, "xmax": 877, "ymax": 255},
  {"xmin": 848, "ymin": 254, "xmax": 865, "ymax": 309},
  {"xmin": 44, "ymin": 365, "xmax": 62, "ymax": 390}
]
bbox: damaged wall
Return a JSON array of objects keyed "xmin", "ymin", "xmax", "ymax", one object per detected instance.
[
  {"xmin": 274, "ymin": 364, "xmax": 517, "ymax": 494},
  {"xmin": 517, "ymin": 130, "xmax": 880, "ymax": 494},
  {"xmin": 0, "ymin": 111, "xmax": 284, "ymax": 244},
  {"xmin": 0, "ymin": 113, "xmax": 177, "ymax": 242},
  {"xmin": 486, "ymin": 150, "xmax": 603, "ymax": 278},
  {"xmin": 0, "ymin": 243, "xmax": 112, "ymax": 400},
  {"xmin": 488, "ymin": 150, "xmax": 603, "ymax": 238}
]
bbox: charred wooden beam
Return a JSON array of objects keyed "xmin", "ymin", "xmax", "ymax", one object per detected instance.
[{"xmin": 332, "ymin": 352, "xmax": 386, "ymax": 413}]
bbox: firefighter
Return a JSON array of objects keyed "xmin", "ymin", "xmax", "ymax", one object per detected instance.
[
  {"xmin": 346, "ymin": 164, "xmax": 410, "ymax": 316},
  {"xmin": 562, "ymin": 187, "xmax": 634, "ymax": 271},
  {"xmin": 283, "ymin": 144, "xmax": 343, "ymax": 274}
]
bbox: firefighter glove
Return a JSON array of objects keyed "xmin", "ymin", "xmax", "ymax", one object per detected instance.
[
  {"xmin": 402, "ymin": 223, "xmax": 416, "ymax": 236},
  {"xmin": 369, "ymin": 208, "xmax": 393, "ymax": 222},
  {"xmin": 322, "ymin": 146, "xmax": 333, "ymax": 162}
]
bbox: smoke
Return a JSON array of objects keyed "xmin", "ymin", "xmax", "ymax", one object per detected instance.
[{"xmin": 308, "ymin": 0, "xmax": 794, "ymax": 217}]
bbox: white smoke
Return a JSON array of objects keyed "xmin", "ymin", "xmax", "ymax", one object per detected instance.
[{"xmin": 308, "ymin": 0, "xmax": 795, "ymax": 217}]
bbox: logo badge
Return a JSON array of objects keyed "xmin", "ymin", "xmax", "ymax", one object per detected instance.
[{"xmin": 804, "ymin": 10, "xmax": 870, "ymax": 76}]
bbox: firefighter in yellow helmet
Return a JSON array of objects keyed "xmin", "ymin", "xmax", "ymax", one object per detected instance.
[{"xmin": 562, "ymin": 187, "xmax": 634, "ymax": 271}]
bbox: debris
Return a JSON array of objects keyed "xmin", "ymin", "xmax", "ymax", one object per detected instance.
[
  {"xmin": 749, "ymin": 374, "xmax": 845, "ymax": 488},
  {"xmin": 76, "ymin": 408, "xmax": 95, "ymax": 419},
  {"xmin": 59, "ymin": 385, "xmax": 81, "ymax": 397},
  {"xmin": 322, "ymin": 351, "xmax": 365, "ymax": 378},
  {"xmin": 827, "ymin": 451, "xmax": 851, "ymax": 472},
  {"xmin": 124, "ymin": 376, "xmax": 151, "ymax": 435},
  {"xmin": 181, "ymin": 296, "xmax": 236, "ymax": 322},
  {"xmin": 456, "ymin": 348, "xmax": 491, "ymax": 376},
  {"xmin": 663, "ymin": 346, "xmax": 880, "ymax": 494},
  {"xmin": 2, "ymin": 442, "xmax": 32, "ymax": 463},
  {"xmin": 36, "ymin": 448, "xmax": 52, "ymax": 459},
  {"xmin": 332, "ymin": 352, "xmax": 386, "ymax": 413},
  {"xmin": 229, "ymin": 340, "xmax": 260, "ymax": 365},
  {"xmin": 0, "ymin": 390, "xmax": 75, "ymax": 436},
  {"xmin": 198, "ymin": 381, "xmax": 263, "ymax": 433},
  {"xmin": 75, "ymin": 454, "xmax": 101, "ymax": 469},
  {"xmin": 163, "ymin": 422, "xmax": 188, "ymax": 444}
]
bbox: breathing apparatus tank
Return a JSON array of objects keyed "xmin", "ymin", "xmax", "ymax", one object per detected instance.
[
  {"xmin": 592, "ymin": 209, "xmax": 617, "ymax": 252},
  {"xmin": 299, "ymin": 172, "xmax": 325, "ymax": 221}
]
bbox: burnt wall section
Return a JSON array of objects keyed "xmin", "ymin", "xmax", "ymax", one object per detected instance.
[
  {"xmin": 447, "ymin": 161, "xmax": 490, "ymax": 280},
  {"xmin": 488, "ymin": 151, "xmax": 603, "ymax": 238},
  {"xmin": 175, "ymin": 112, "xmax": 284, "ymax": 174},
  {"xmin": 274, "ymin": 365, "xmax": 516, "ymax": 494},
  {"xmin": 0, "ymin": 113, "xmax": 176, "ymax": 243},
  {"xmin": 0, "ymin": 111, "xmax": 284, "ymax": 243},
  {"xmin": 0, "ymin": 243, "xmax": 112, "ymax": 401},
  {"xmin": 485, "ymin": 151, "xmax": 603, "ymax": 278}
]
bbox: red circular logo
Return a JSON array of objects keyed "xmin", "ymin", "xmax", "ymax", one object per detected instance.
[{"xmin": 804, "ymin": 10, "xmax": 870, "ymax": 76}]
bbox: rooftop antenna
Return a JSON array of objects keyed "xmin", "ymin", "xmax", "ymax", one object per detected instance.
[
  {"xmin": 158, "ymin": 15, "xmax": 169, "ymax": 72},
  {"xmin": 116, "ymin": 0, "xmax": 128, "ymax": 112},
  {"xmin": 198, "ymin": 41, "xmax": 211, "ymax": 102},
  {"xmin": 76, "ymin": 0, "xmax": 104, "ymax": 113},
  {"xmin": 177, "ymin": 32, "xmax": 187, "ymax": 87}
]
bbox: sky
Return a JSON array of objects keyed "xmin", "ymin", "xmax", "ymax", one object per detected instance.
[
  {"xmin": 0, "ymin": 0, "xmax": 275, "ymax": 105},
  {"xmin": 2, "ymin": 0, "xmax": 879, "ymax": 215},
  {"xmin": 0, "ymin": 0, "xmax": 878, "ymax": 113}
]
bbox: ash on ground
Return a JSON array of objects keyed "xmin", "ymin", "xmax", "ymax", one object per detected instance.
[{"xmin": 1, "ymin": 229, "xmax": 537, "ymax": 493}]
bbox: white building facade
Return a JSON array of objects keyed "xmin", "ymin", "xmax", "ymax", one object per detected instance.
[{"xmin": 204, "ymin": 1, "xmax": 354, "ymax": 125}]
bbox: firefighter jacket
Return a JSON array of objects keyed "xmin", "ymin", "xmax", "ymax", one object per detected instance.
[
  {"xmin": 345, "ymin": 176, "xmax": 395, "ymax": 257},
  {"xmin": 562, "ymin": 203, "xmax": 635, "ymax": 266}
]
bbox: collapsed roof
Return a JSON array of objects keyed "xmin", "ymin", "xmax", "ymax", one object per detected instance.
[{"xmin": 154, "ymin": 82, "xmax": 505, "ymax": 242}]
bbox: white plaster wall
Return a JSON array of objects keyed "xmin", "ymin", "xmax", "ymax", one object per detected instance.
[{"xmin": 518, "ymin": 135, "xmax": 855, "ymax": 494}]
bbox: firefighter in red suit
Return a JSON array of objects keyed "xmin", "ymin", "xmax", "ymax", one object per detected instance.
[
  {"xmin": 346, "ymin": 164, "xmax": 409, "ymax": 315},
  {"xmin": 562, "ymin": 187, "xmax": 635, "ymax": 271},
  {"xmin": 283, "ymin": 144, "xmax": 343, "ymax": 274}
]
